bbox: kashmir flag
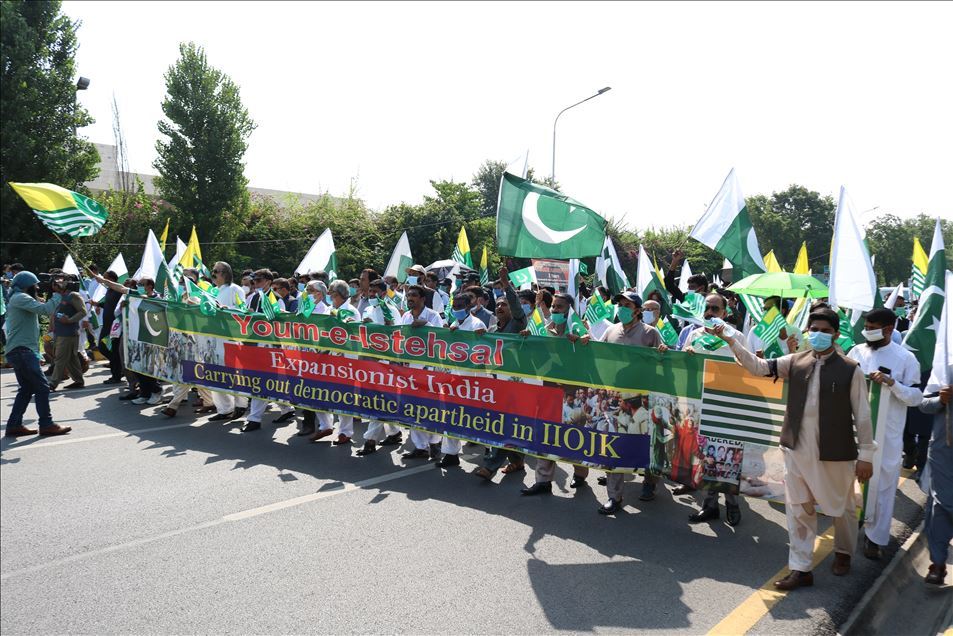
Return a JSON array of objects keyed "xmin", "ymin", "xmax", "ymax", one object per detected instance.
[
  {"xmin": 384, "ymin": 231, "xmax": 414, "ymax": 283},
  {"xmin": 658, "ymin": 317, "xmax": 679, "ymax": 348},
  {"xmin": 133, "ymin": 229, "xmax": 166, "ymax": 281},
  {"xmin": 159, "ymin": 218, "xmax": 170, "ymax": 252},
  {"xmin": 829, "ymin": 186, "xmax": 877, "ymax": 311},
  {"xmin": 496, "ymin": 172, "xmax": 607, "ymax": 258},
  {"xmin": 689, "ymin": 169, "xmax": 766, "ymax": 278},
  {"xmin": 793, "ymin": 242, "xmax": 810, "ymax": 275},
  {"xmin": 584, "ymin": 293, "xmax": 614, "ymax": 323},
  {"xmin": 508, "ymin": 265, "xmax": 537, "ymax": 289},
  {"xmin": 479, "ymin": 246, "xmax": 490, "ymax": 286},
  {"xmin": 452, "ymin": 227, "xmax": 473, "ymax": 268},
  {"xmin": 296, "ymin": 228, "xmax": 337, "ymax": 280},
  {"xmin": 911, "ymin": 237, "xmax": 929, "ymax": 299},
  {"xmin": 752, "ymin": 306, "xmax": 788, "ymax": 359},
  {"xmin": 636, "ymin": 246, "xmax": 671, "ymax": 316},
  {"xmin": 528, "ymin": 307, "xmax": 548, "ymax": 336},
  {"xmin": 178, "ymin": 226, "xmax": 208, "ymax": 277},
  {"xmin": 595, "ymin": 236, "xmax": 630, "ymax": 294},
  {"xmin": 154, "ymin": 262, "xmax": 180, "ymax": 302},
  {"xmin": 260, "ymin": 290, "xmax": 281, "ymax": 320},
  {"xmin": 904, "ymin": 218, "xmax": 947, "ymax": 372},
  {"xmin": 763, "ymin": 250, "xmax": 783, "ymax": 273},
  {"xmin": 9, "ymin": 182, "xmax": 109, "ymax": 237},
  {"xmin": 185, "ymin": 278, "xmax": 219, "ymax": 316}
]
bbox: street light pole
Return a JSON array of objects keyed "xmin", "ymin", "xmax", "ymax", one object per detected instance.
[{"xmin": 551, "ymin": 86, "xmax": 611, "ymax": 183}]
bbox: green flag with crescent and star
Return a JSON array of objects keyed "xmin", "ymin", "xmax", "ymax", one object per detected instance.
[
  {"xmin": 135, "ymin": 299, "xmax": 169, "ymax": 347},
  {"xmin": 496, "ymin": 172, "xmax": 607, "ymax": 258}
]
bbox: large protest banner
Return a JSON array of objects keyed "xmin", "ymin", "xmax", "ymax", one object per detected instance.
[{"xmin": 123, "ymin": 297, "xmax": 800, "ymax": 493}]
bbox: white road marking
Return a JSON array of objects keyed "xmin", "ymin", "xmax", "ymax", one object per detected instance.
[{"xmin": 0, "ymin": 421, "xmax": 205, "ymax": 451}]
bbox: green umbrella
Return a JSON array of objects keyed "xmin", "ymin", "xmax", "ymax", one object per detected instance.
[{"xmin": 727, "ymin": 272, "xmax": 828, "ymax": 299}]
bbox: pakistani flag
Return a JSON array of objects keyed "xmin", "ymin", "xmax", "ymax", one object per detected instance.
[
  {"xmin": 689, "ymin": 169, "xmax": 766, "ymax": 278},
  {"xmin": 133, "ymin": 229, "xmax": 165, "ymax": 281},
  {"xmin": 925, "ymin": 269, "xmax": 953, "ymax": 394},
  {"xmin": 904, "ymin": 218, "xmax": 946, "ymax": 372},
  {"xmin": 567, "ymin": 309, "xmax": 588, "ymax": 337},
  {"xmin": 829, "ymin": 186, "xmax": 877, "ymax": 311},
  {"xmin": 452, "ymin": 227, "xmax": 473, "ymax": 268},
  {"xmin": 508, "ymin": 265, "xmax": 537, "ymax": 289},
  {"xmin": 384, "ymin": 231, "xmax": 414, "ymax": 283},
  {"xmin": 479, "ymin": 246, "xmax": 490, "ymax": 286},
  {"xmin": 911, "ymin": 236, "xmax": 929, "ymax": 299},
  {"xmin": 168, "ymin": 237, "xmax": 187, "ymax": 271},
  {"xmin": 595, "ymin": 235, "xmax": 630, "ymax": 295},
  {"xmin": 92, "ymin": 253, "xmax": 128, "ymax": 302},
  {"xmin": 185, "ymin": 278, "xmax": 219, "ymax": 316},
  {"xmin": 658, "ymin": 317, "xmax": 679, "ymax": 348},
  {"xmin": 10, "ymin": 182, "xmax": 109, "ymax": 237},
  {"xmin": 154, "ymin": 262, "xmax": 180, "ymax": 302},
  {"xmin": 131, "ymin": 298, "xmax": 169, "ymax": 347},
  {"xmin": 296, "ymin": 228, "xmax": 337, "ymax": 280},
  {"xmin": 636, "ymin": 245, "xmax": 671, "ymax": 316},
  {"xmin": 678, "ymin": 259, "xmax": 693, "ymax": 294},
  {"xmin": 496, "ymin": 172, "xmax": 606, "ymax": 258}
]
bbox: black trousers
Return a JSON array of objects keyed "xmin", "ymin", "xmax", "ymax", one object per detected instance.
[{"xmin": 100, "ymin": 336, "xmax": 123, "ymax": 380}]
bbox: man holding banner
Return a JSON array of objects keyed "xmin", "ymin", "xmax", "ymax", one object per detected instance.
[{"xmin": 715, "ymin": 308, "xmax": 875, "ymax": 591}]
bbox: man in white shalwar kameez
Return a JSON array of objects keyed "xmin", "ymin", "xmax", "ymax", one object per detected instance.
[
  {"xmin": 847, "ymin": 308, "xmax": 922, "ymax": 558},
  {"xmin": 717, "ymin": 308, "xmax": 876, "ymax": 591}
]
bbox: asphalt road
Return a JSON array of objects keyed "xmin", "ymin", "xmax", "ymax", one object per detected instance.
[{"xmin": 0, "ymin": 364, "xmax": 927, "ymax": 634}]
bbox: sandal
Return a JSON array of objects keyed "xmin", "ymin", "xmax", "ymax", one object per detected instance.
[{"xmin": 501, "ymin": 462, "xmax": 525, "ymax": 475}]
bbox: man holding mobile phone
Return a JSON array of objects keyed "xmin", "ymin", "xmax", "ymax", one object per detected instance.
[{"xmin": 847, "ymin": 307, "xmax": 923, "ymax": 560}]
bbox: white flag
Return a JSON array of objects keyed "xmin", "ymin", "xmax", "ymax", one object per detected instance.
[
  {"xmin": 295, "ymin": 228, "xmax": 338, "ymax": 280},
  {"xmin": 133, "ymin": 229, "xmax": 165, "ymax": 281},
  {"xmin": 62, "ymin": 253, "xmax": 81, "ymax": 278},
  {"xmin": 829, "ymin": 186, "xmax": 877, "ymax": 311},
  {"xmin": 678, "ymin": 259, "xmax": 693, "ymax": 294},
  {"xmin": 884, "ymin": 283, "xmax": 903, "ymax": 310},
  {"xmin": 384, "ymin": 232, "xmax": 413, "ymax": 283},
  {"xmin": 168, "ymin": 237, "xmax": 188, "ymax": 270}
]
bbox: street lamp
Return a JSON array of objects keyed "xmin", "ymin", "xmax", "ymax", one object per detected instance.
[
  {"xmin": 551, "ymin": 86, "xmax": 611, "ymax": 182},
  {"xmin": 76, "ymin": 77, "xmax": 90, "ymax": 91}
]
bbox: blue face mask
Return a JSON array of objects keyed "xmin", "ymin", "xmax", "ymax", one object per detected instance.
[
  {"xmin": 452, "ymin": 308, "xmax": 469, "ymax": 321},
  {"xmin": 137, "ymin": 286, "xmax": 146, "ymax": 296},
  {"xmin": 616, "ymin": 306, "xmax": 634, "ymax": 324},
  {"xmin": 493, "ymin": 289, "xmax": 504, "ymax": 299},
  {"xmin": 807, "ymin": 330, "xmax": 834, "ymax": 351},
  {"xmin": 349, "ymin": 286, "xmax": 358, "ymax": 296},
  {"xmin": 406, "ymin": 275, "xmax": 418, "ymax": 285},
  {"xmin": 521, "ymin": 303, "xmax": 532, "ymax": 316},
  {"xmin": 297, "ymin": 283, "xmax": 305, "ymax": 292},
  {"xmin": 369, "ymin": 297, "xmax": 380, "ymax": 306},
  {"xmin": 551, "ymin": 312, "xmax": 567, "ymax": 325}
]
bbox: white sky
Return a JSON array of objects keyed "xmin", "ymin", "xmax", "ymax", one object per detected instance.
[{"xmin": 64, "ymin": 0, "xmax": 953, "ymax": 229}]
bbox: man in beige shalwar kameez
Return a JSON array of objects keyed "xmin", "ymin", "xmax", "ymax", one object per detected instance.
[{"xmin": 714, "ymin": 308, "xmax": 876, "ymax": 590}]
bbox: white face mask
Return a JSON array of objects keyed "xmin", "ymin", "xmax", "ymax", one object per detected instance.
[
  {"xmin": 862, "ymin": 328, "xmax": 884, "ymax": 342},
  {"xmin": 242, "ymin": 285, "xmax": 251, "ymax": 295},
  {"xmin": 642, "ymin": 310, "xmax": 656, "ymax": 325}
]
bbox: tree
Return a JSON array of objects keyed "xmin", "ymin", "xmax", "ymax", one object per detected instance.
[
  {"xmin": 0, "ymin": 0, "xmax": 99, "ymax": 268},
  {"xmin": 866, "ymin": 213, "xmax": 953, "ymax": 285},
  {"xmin": 747, "ymin": 185, "xmax": 835, "ymax": 272},
  {"xmin": 153, "ymin": 42, "xmax": 256, "ymax": 259}
]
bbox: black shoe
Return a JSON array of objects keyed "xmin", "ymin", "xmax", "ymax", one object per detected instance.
[
  {"xmin": 402, "ymin": 448, "xmax": 430, "ymax": 460},
  {"xmin": 726, "ymin": 503, "xmax": 742, "ymax": 526},
  {"xmin": 118, "ymin": 392, "xmax": 140, "ymax": 401},
  {"xmin": 103, "ymin": 377, "xmax": 123, "ymax": 385},
  {"xmin": 639, "ymin": 487, "xmax": 656, "ymax": 502},
  {"xmin": 273, "ymin": 411, "xmax": 296, "ymax": 424},
  {"xmin": 356, "ymin": 441, "xmax": 377, "ymax": 456},
  {"xmin": 208, "ymin": 411, "xmax": 236, "ymax": 422},
  {"xmin": 672, "ymin": 485, "xmax": 696, "ymax": 495},
  {"xmin": 437, "ymin": 454, "xmax": 460, "ymax": 468},
  {"xmin": 863, "ymin": 537, "xmax": 882, "ymax": 560},
  {"xmin": 240, "ymin": 421, "xmax": 261, "ymax": 432},
  {"xmin": 597, "ymin": 476, "xmax": 608, "ymax": 486},
  {"xmin": 429, "ymin": 443, "xmax": 442, "ymax": 461},
  {"xmin": 569, "ymin": 475, "xmax": 588, "ymax": 489},
  {"xmin": 598, "ymin": 499, "xmax": 622, "ymax": 515},
  {"xmin": 233, "ymin": 407, "xmax": 247, "ymax": 418},
  {"xmin": 689, "ymin": 507, "xmax": 720, "ymax": 524},
  {"xmin": 520, "ymin": 482, "xmax": 552, "ymax": 496},
  {"xmin": 297, "ymin": 425, "xmax": 316, "ymax": 437},
  {"xmin": 902, "ymin": 456, "xmax": 916, "ymax": 470},
  {"xmin": 380, "ymin": 432, "xmax": 403, "ymax": 447}
]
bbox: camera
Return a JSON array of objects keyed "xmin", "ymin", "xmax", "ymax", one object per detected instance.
[{"xmin": 37, "ymin": 272, "xmax": 81, "ymax": 295}]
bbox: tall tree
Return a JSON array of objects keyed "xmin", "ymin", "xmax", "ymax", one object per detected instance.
[
  {"xmin": 746, "ymin": 185, "xmax": 835, "ymax": 272},
  {"xmin": 0, "ymin": 0, "xmax": 99, "ymax": 267},
  {"xmin": 153, "ymin": 42, "xmax": 256, "ymax": 258}
]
